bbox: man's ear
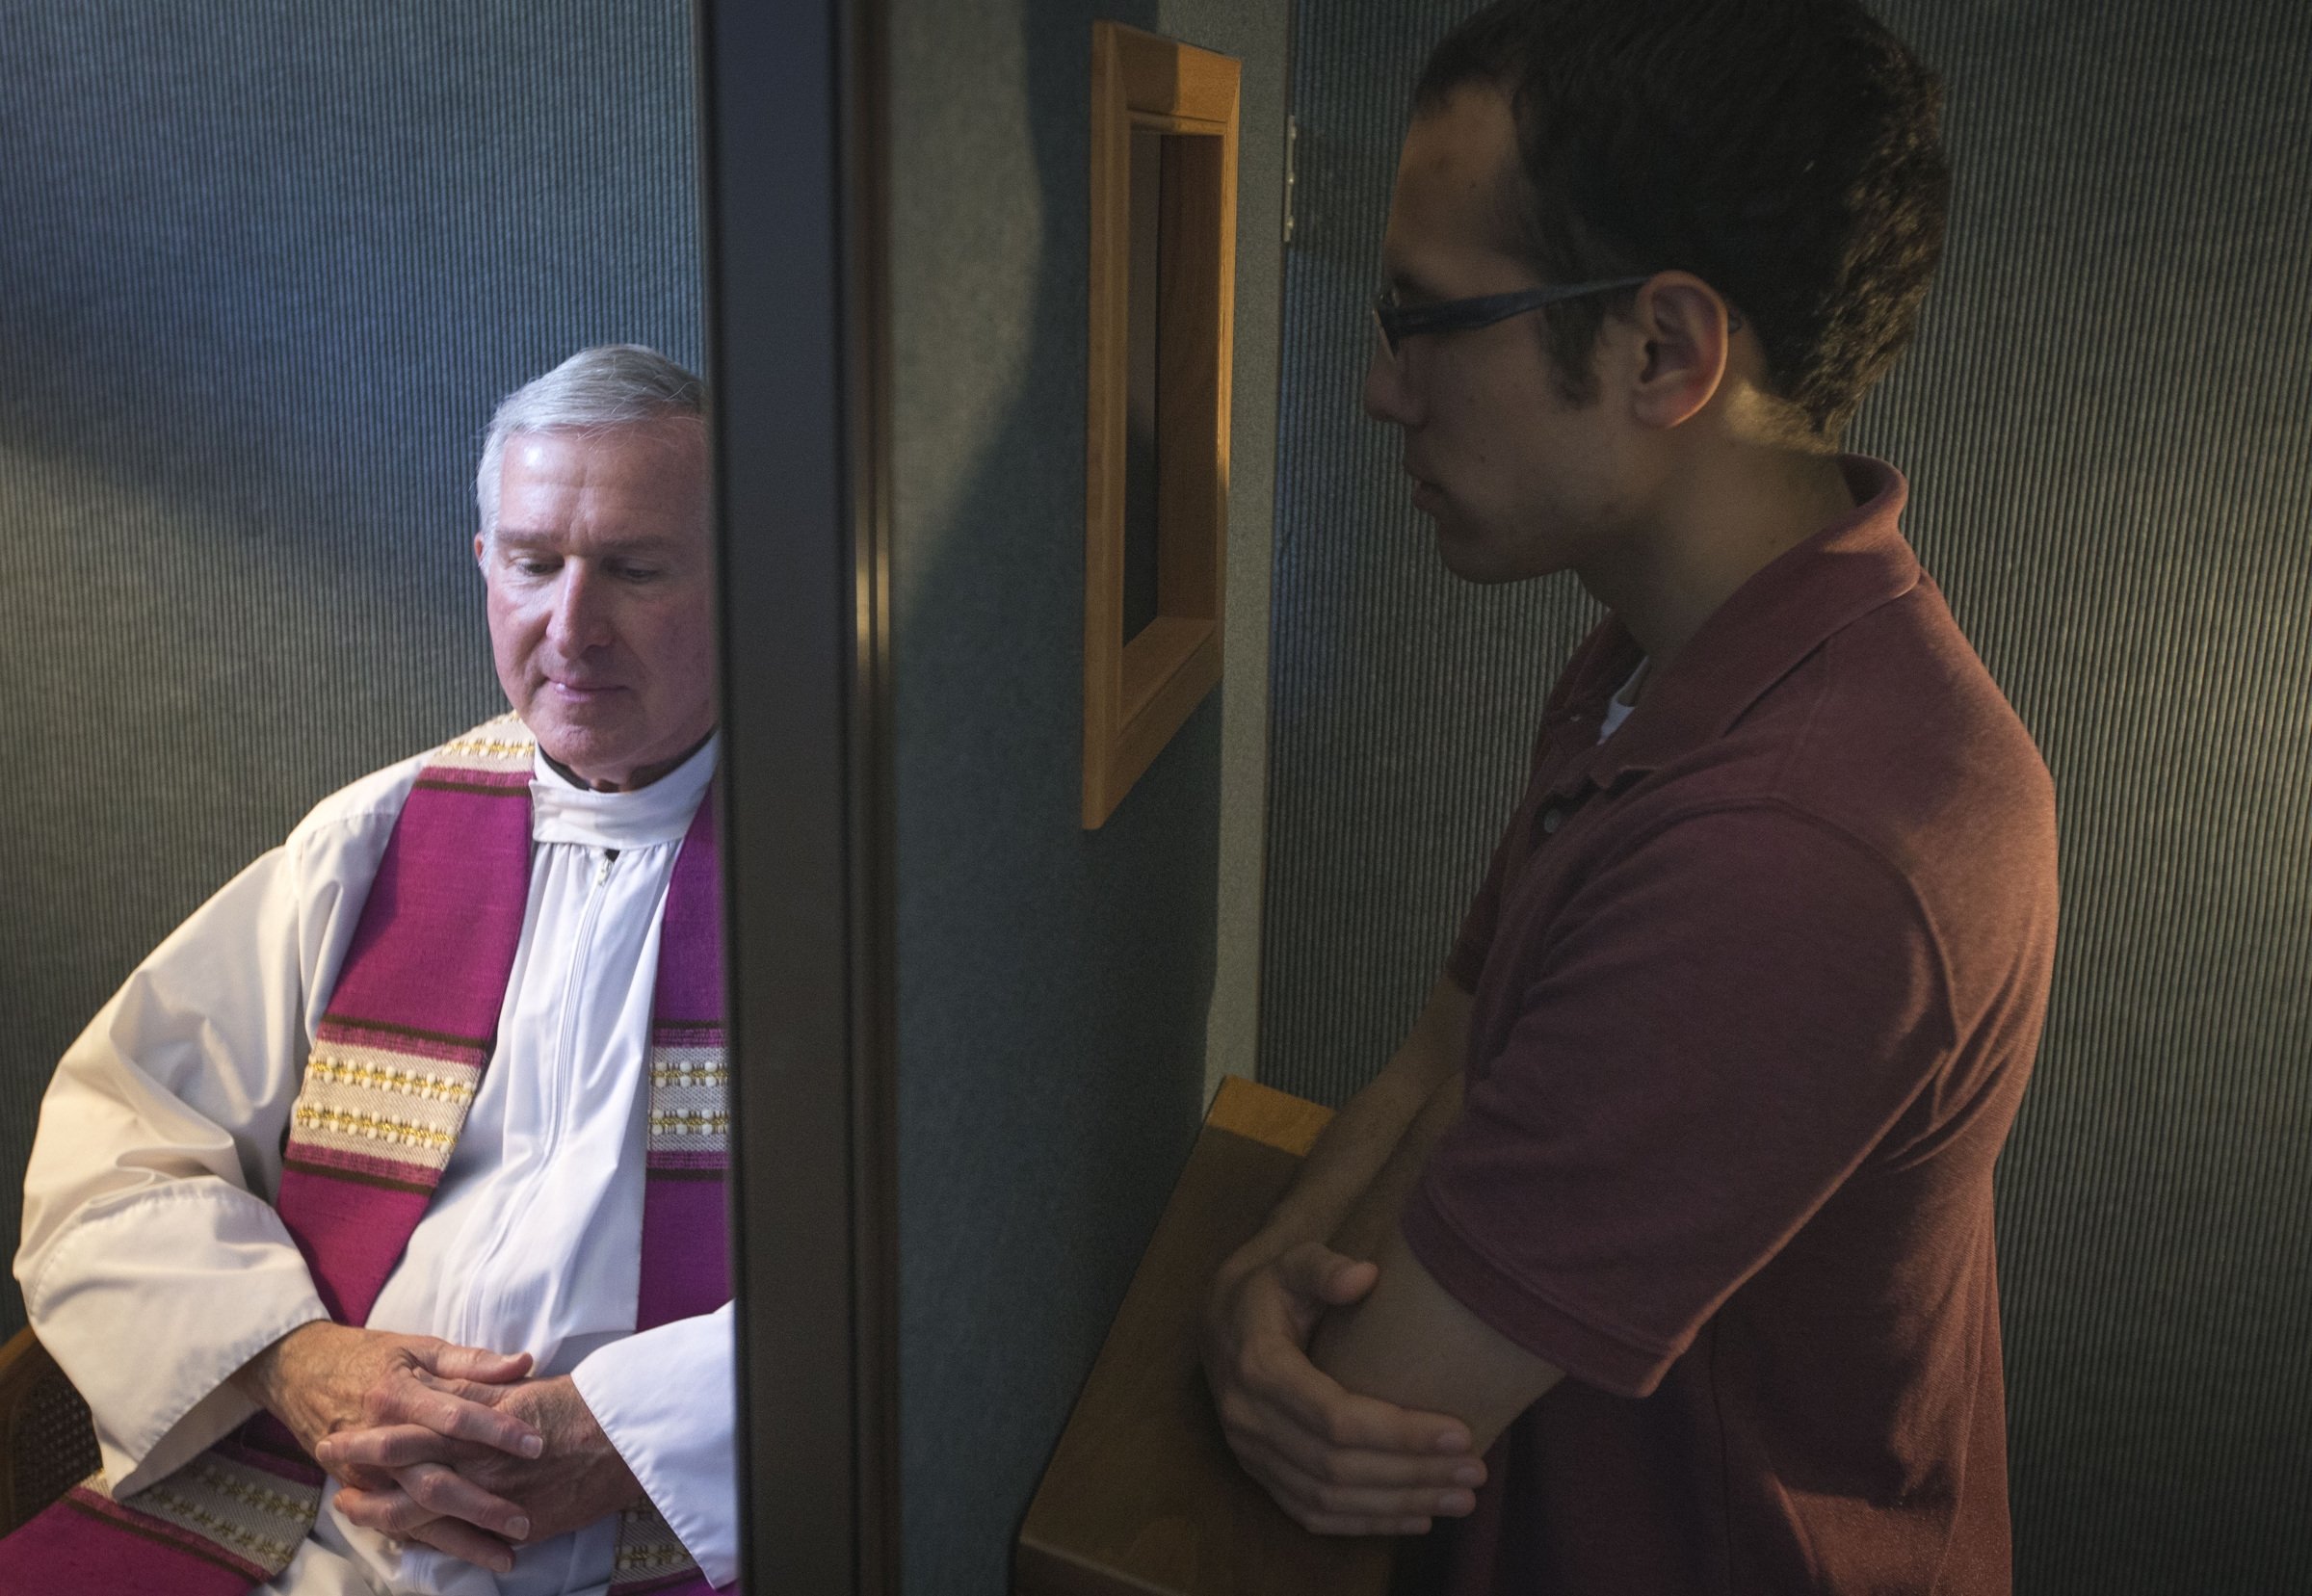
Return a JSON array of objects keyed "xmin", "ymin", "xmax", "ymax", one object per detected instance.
[
  {"xmin": 473, "ymin": 531, "xmax": 487, "ymax": 566},
  {"xmin": 1625, "ymin": 273, "xmax": 1734, "ymax": 432}
]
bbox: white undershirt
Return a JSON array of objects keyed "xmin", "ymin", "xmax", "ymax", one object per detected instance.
[
  {"xmin": 15, "ymin": 739, "xmax": 735, "ymax": 1596},
  {"xmin": 1599, "ymin": 659, "xmax": 1649, "ymax": 741}
]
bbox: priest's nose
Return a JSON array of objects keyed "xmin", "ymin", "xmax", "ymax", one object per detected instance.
[{"xmin": 547, "ymin": 565, "xmax": 618, "ymax": 653}]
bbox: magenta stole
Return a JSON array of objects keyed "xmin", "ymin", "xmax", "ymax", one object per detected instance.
[{"xmin": 0, "ymin": 719, "xmax": 729, "ymax": 1596}]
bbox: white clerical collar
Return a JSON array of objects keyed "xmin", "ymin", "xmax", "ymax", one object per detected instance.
[{"xmin": 527, "ymin": 732, "xmax": 718, "ymax": 850}]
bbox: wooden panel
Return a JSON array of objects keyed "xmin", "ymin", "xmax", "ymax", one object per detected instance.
[
  {"xmin": 1203, "ymin": 1075, "xmax": 1330, "ymax": 1158},
  {"xmin": 1083, "ymin": 19, "xmax": 1131, "ymax": 812},
  {"xmin": 1115, "ymin": 26, "xmax": 1240, "ymax": 124},
  {"xmin": 1127, "ymin": 111, "xmax": 1230, "ymax": 138},
  {"xmin": 1111, "ymin": 626, "xmax": 1222, "ymax": 803},
  {"xmin": 1083, "ymin": 22, "xmax": 1241, "ymax": 828},
  {"xmin": 1156, "ymin": 130, "xmax": 1227, "ymax": 624},
  {"xmin": 1015, "ymin": 1079, "xmax": 1396, "ymax": 1596},
  {"xmin": 1122, "ymin": 616, "xmax": 1217, "ymax": 722}
]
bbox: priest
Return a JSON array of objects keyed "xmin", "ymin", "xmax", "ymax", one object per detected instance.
[{"xmin": 5, "ymin": 345, "xmax": 734, "ymax": 1596}]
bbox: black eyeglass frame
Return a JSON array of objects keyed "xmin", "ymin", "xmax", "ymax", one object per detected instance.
[{"xmin": 1373, "ymin": 275, "xmax": 1744, "ymax": 358}]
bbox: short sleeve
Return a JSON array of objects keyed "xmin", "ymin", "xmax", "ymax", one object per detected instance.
[{"xmin": 1403, "ymin": 803, "xmax": 1956, "ymax": 1399}]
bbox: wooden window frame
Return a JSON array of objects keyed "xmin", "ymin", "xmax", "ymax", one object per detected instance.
[{"xmin": 1082, "ymin": 21, "xmax": 1240, "ymax": 829}]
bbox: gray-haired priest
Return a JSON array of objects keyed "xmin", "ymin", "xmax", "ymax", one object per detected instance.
[{"xmin": 2, "ymin": 347, "xmax": 735, "ymax": 1596}]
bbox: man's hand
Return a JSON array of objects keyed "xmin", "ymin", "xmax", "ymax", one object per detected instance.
[
  {"xmin": 318, "ymin": 1374, "xmax": 645, "ymax": 1576},
  {"xmin": 230, "ymin": 1321, "xmax": 541, "ymax": 1467},
  {"xmin": 228, "ymin": 1322, "xmax": 547, "ymax": 1573},
  {"xmin": 1200, "ymin": 1240, "xmax": 1485, "ymax": 1536}
]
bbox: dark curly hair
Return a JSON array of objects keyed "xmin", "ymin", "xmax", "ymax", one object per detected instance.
[{"xmin": 1415, "ymin": 0, "xmax": 1949, "ymax": 437}]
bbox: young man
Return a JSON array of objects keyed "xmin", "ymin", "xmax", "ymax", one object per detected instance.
[{"xmin": 1201, "ymin": 2, "xmax": 2057, "ymax": 1591}]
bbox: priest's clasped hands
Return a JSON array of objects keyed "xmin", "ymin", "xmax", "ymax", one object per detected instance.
[{"xmin": 232, "ymin": 1321, "xmax": 645, "ymax": 1576}]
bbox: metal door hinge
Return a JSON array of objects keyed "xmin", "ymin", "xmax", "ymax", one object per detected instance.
[{"xmin": 1283, "ymin": 115, "xmax": 1299, "ymax": 246}]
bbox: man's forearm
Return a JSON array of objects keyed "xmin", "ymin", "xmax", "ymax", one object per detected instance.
[
  {"xmin": 1228, "ymin": 975, "xmax": 1471, "ymax": 1275},
  {"xmin": 1326, "ymin": 1068, "xmax": 1463, "ymax": 1264},
  {"xmin": 1301, "ymin": 1049, "xmax": 1563, "ymax": 1458},
  {"xmin": 1198, "ymin": 975, "xmax": 1486, "ymax": 1537}
]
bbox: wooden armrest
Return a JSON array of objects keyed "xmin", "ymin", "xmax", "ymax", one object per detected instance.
[
  {"xmin": 0, "ymin": 1326, "xmax": 99, "ymax": 1536},
  {"xmin": 1014, "ymin": 1076, "xmax": 1396, "ymax": 1596}
]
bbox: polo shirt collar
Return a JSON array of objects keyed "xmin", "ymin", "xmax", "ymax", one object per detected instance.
[{"xmin": 1549, "ymin": 455, "xmax": 1920, "ymax": 799}]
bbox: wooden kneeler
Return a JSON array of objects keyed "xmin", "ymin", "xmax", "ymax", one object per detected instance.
[{"xmin": 1015, "ymin": 1077, "xmax": 1397, "ymax": 1596}]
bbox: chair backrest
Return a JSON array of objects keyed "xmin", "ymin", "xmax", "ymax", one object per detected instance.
[{"xmin": 0, "ymin": 1328, "xmax": 99, "ymax": 1537}]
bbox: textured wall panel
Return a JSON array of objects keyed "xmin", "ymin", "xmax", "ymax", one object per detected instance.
[
  {"xmin": 884, "ymin": 0, "xmax": 1291, "ymax": 1589},
  {"xmin": 1261, "ymin": 1, "xmax": 2311, "ymax": 1590},
  {"xmin": 1853, "ymin": 6, "xmax": 2312, "ymax": 1589},
  {"xmin": 0, "ymin": 1, "xmax": 700, "ymax": 1341},
  {"xmin": 1262, "ymin": 0, "xmax": 1589, "ymax": 1109}
]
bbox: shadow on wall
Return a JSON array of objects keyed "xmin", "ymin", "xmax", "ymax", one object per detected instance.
[
  {"xmin": 887, "ymin": 2, "xmax": 1232, "ymax": 1593},
  {"xmin": 0, "ymin": 0, "xmax": 701, "ymax": 1340},
  {"xmin": 1, "ymin": 7, "xmax": 697, "ymax": 586}
]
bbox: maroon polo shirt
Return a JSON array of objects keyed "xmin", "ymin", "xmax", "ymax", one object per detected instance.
[{"xmin": 1398, "ymin": 458, "xmax": 2058, "ymax": 1596}]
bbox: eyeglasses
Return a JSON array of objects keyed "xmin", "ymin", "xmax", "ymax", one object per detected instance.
[{"xmin": 1369, "ymin": 275, "xmax": 1654, "ymax": 361}]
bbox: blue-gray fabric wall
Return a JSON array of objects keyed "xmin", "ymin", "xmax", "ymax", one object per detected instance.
[
  {"xmin": 884, "ymin": 0, "xmax": 1289, "ymax": 1588},
  {"xmin": 0, "ymin": 2, "xmax": 701, "ymax": 1339},
  {"xmin": 1260, "ymin": 1, "xmax": 2309, "ymax": 1590}
]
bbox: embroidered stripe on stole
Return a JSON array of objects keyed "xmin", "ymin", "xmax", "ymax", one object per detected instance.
[
  {"xmin": 278, "ymin": 721, "xmax": 536, "ymax": 1321},
  {"xmin": 0, "ymin": 715, "xmax": 731, "ymax": 1596},
  {"xmin": 612, "ymin": 787, "xmax": 727, "ymax": 1596}
]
